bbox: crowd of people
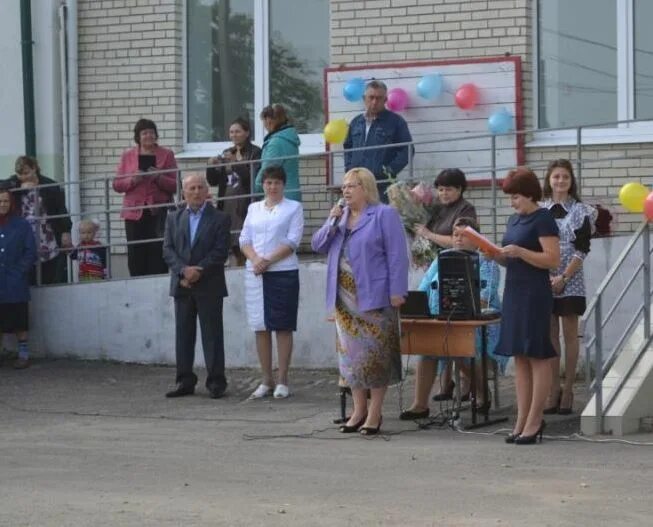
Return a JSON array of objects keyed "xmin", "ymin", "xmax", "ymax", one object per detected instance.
[{"xmin": 0, "ymin": 80, "xmax": 601, "ymax": 447}]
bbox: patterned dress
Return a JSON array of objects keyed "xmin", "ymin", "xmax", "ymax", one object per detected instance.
[
  {"xmin": 335, "ymin": 230, "xmax": 402, "ymax": 389},
  {"xmin": 542, "ymin": 198, "xmax": 597, "ymax": 316}
]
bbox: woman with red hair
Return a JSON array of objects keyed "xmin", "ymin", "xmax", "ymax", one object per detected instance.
[{"xmin": 486, "ymin": 168, "xmax": 560, "ymax": 445}]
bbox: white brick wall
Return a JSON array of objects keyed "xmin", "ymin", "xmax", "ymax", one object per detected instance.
[
  {"xmin": 74, "ymin": 0, "xmax": 646, "ymax": 250},
  {"xmin": 78, "ymin": 0, "xmax": 183, "ymax": 252}
]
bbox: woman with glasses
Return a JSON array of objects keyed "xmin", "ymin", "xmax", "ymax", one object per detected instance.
[{"xmin": 312, "ymin": 167, "xmax": 409, "ymax": 436}]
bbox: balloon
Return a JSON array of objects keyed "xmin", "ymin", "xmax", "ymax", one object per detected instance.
[
  {"xmin": 343, "ymin": 78, "xmax": 365, "ymax": 102},
  {"xmin": 488, "ymin": 108, "xmax": 514, "ymax": 134},
  {"xmin": 323, "ymin": 119, "xmax": 349, "ymax": 144},
  {"xmin": 455, "ymin": 83, "xmax": 479, "ymax": 110},
  {"xmin": 618, "ymin": 182, "xmax": 649, "ymax": 213},
  {"xmin": 644, "ymin": 192, "xmax": 653, "ymax": 221},
  {"xmin": 386, "ymin": 88, "xmax": 409, "ymax": 112},
  {"xmin": 417, "ymin": 73, "xmax": 443, "ymax": 100}
]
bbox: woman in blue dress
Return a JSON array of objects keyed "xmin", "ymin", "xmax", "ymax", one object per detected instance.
[{"xmin": 486, "ymin": 168, "xmax": 560, "ymax": 445}]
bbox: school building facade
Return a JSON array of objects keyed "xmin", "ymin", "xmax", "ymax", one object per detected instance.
[{"xmin": 2, "ymin": 0, "xmax": 652, "ymax": 245}]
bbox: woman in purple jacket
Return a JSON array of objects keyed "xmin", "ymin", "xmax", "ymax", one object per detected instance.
[{"xmin": 312, "ymin": 167, "xmax": 409, "ymax": 436}]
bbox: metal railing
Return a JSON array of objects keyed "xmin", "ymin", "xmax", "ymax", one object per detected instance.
[
  {"xmin": 580, "ymin": 221, "xmax": 653, "ymax": 434},
  {"xmin": 7, "ymin": 116, "xmax": 653, "ymax": 285}
]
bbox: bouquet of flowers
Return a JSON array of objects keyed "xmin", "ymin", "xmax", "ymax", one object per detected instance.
[{"xmin": 386, "ymin": 181, "xmax": 438, "ymax": 268}]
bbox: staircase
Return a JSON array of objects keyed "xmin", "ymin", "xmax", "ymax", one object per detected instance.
[{"xmin": 580, "ymin": 222, "xmax": 653, "ymax": 435}]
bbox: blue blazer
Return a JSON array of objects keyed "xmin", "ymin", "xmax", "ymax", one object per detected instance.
[
  {"xmin": 0, "ymin": 216, "xmax": 37, "ymax": 303},
  {"xmin": 163, "ymin": 203, "xmax": 231, "ymax": 298}
]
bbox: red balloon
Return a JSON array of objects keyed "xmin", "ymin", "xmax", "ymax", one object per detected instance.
[
  {"xmin": 643, "ymin": 191, "xmax": 653, "ymax": 221},
  {"xmin": 455, "ymin": 83, "xmax": 479, "ymax": 110}
]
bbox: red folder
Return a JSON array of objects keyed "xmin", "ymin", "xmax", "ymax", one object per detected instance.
[{"xmin": 462, "ymin": 226, "xmax": 501, "ymax": 256}]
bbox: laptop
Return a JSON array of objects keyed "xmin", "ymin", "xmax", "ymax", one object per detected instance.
[{"xmin": 400, "ymin": 291, "xmax": 434, "ymax": 319}]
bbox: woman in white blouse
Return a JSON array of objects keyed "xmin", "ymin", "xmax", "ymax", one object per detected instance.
[{"xmin": 239, "ymin": 165, "xmax": 304, "ymax": 399}]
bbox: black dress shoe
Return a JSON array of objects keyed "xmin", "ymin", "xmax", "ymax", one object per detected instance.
[
  {"xmin": 208, "ymin": 383, "xmax": 227, "ymax": 399},
  {"xmin": 399, "ymin": 408, "xmax": 430, "ymax": 420},
  {"xmin": 165, "ymin": 385, "xmax": 195, "ymax": 398}
]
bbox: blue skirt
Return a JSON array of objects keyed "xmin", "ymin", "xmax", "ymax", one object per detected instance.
[{"xmin": 245, "ymin": 269, "xmax": 299, "ymax": 331}]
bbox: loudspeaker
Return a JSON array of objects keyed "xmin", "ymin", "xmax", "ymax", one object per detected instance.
[{"xmin": 438, "ymin": 249, "xmax": 481, "ymax": 320}]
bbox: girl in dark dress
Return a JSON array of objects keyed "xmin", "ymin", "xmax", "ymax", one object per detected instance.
[{"xmin": 486, "ymin": 167, "xmax": 560, "ymax": 444}]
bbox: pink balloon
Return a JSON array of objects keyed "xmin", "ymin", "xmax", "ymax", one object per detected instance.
[
  {"xmin": 455, "ymin": 83, "xmax": 479, "ymax": 110},
  {"xmin": 386, "ymin": 88, "xmax": 409, "ymax": 112},
  {"xmin": 643, "ymin": 191, "xmax": 653, "ymax": 221}
]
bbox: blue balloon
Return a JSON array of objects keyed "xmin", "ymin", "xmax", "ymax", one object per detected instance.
[
  {"xmin": 343, "ymin": 78, "xmax": 366, "ymax": 102},
  {"xmin": 416, "ymin": 74, "xmax": 443, "ymax": 100},
  {"xmin": 488, "ymin": 109, "xmax": 514, "ymax": 134}
]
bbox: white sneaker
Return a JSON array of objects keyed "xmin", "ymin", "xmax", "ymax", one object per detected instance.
[
  {"xmin": 248, "ymin": 384, "xmax": 272, "ymax": 400},
  {"xmin": 273, "ymin": 384, "xmax": 290, "ymax": 399}
]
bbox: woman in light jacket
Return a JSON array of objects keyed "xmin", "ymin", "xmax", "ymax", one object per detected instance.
[
  {"xmin": 113, "ymin": 118, "xmax": 178, "ymax": 276},
  {"xmin": 255, "ymin": 104, "xmax": 301, "ymax": 202},
  {"xmin": 312, "ymin": 167, "xmax": 409, "ymax": 436}
]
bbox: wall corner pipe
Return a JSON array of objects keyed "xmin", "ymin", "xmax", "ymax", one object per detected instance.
[
  {"xmin": 62, "ymin": 0, "xmax": 80, "ymax": 235},
  {"xmin": 20, "ymin": 0, "xmax": 36, "ymax": 156}
]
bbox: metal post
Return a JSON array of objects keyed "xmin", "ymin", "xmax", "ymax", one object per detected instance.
[
  {"xmin": 407, "ymin": 142, "xmax": 414, "ymax": 181},
  {"xmin": 249, "ymin": 159, "xmax": 255, "ymax": 202},
  {"xmin": 34, "ymin": 186, "xmax": 42, "ymax": 286},
  {"xmin": 594, "ymin": 295, "xmax": 603, "ymax": 434},
  {"xmin": 643, "ymin": 222, "xmax": 651, "ymax": 340},
  {"xmin": 576, "ymin": 126, "xmax": 582, "ymax": 195},
  {"xmin": 104, "ymin": 178, "xmax": 112, "ymax": 279},
  {"xmin": 490, "ymin": 134, "xmax": 497, "ymax": 243},
  {"xmin": 176, "ymin": 168, "xmax": 182, "ymax": 205}
]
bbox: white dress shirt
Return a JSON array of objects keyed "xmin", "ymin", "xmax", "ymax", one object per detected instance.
[{"xmin": 239, "ymin": 198, "xmax": 304, "ymax": 272}]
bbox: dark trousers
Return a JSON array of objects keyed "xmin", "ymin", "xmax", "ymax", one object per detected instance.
[
  {"xmin": 125, "ymin": 210, "xmax": 168, "ymax": 276},
  {"xmin": 30, "ymin": 253, "xmax": 67, "ymax": 285},
  {"xmin": 174, "ymin": 294, "xmax": 226, "ymax": 389}
]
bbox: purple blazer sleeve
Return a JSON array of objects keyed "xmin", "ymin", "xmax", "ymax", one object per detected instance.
[
  {"xmin": 379, "ymin": 205, "xmax": 409, "ymax": 297},
  {"xmin": 311, "ymin": 220, "xmax": 338, "ymax": 254}
]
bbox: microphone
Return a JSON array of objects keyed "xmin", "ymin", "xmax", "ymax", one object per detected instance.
[{"xmin": 329, "ymin": 198, "xmax": 346, "ymax": 227}]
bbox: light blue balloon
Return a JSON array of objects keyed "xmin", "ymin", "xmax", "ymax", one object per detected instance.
[
  {"xmin": 343, "ymin": 78, "xmax": 366, "ymax": 102},
  {"xmin": 416, "ymin": 73, "xmax": 443, "ymax": 100},
  {"xmin": 488, "ymin": 109, "xmax": 514, "ymax": 134}
]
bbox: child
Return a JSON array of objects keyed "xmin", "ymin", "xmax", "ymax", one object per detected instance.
[
  {"xmin": 400, "ymin": 217, "xmax": 506, "ymax": 419},
  {"xmin": 71, "ymin": 219, "xmax": 107, "ymax": 281}
]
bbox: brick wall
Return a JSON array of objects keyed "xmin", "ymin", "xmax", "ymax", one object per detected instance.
[{"xmin": 77, "ymin": 0, "xmax": 183, "ymax": 251}]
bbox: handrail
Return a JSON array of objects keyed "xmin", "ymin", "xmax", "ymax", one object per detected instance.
[{"xmin": 580, "ymin": 220, "xmax": 652, "ymax": 434}]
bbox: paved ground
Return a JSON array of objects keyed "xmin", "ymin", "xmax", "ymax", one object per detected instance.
[{"xmin": 1, "ymin": 358, "xmax": 652, "ymax": 527}]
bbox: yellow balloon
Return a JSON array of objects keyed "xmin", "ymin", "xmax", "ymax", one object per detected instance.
[
  {"xmin": 619, "ymin": 182, "xmax": 649, "ymax": 213},
  {"xmin": 324, "ymin": 119, "xmax": 349, "ymax": 144}
]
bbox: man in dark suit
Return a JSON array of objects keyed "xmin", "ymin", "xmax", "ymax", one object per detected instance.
[{"xmin": 163, "ymin": 173, "xmax": 231, "ymax": 399}]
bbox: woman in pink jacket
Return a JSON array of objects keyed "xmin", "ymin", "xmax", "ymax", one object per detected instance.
[{"xmin": 113, "ymin": 119, "xmax": 178, "ymax": 276}]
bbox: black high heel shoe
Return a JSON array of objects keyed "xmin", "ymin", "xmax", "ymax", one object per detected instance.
[
  {"xmin": 339, "ymin": 415, "xmax": 366, "ymax": 433},
  {"xmin": 505, "ymin": 431, "xmax": 520, "ymax": 444},
  {"xmin": 558, "ymin": 392, "xmax": 574, "ymax": 415},
  {"xmin": 543, "ymin": 389, "xmax": 562, "ymax": 415},
  {"xmin": 514, "ymin": 420, "xmax": 546, "ymax": 445},
  {"xmin": 360, "ymin": 416, "xmax": 383, "ymax": 436},
  {"xmin": 432, "ymin": 380, "xmax": 455, "ymax": 402}
]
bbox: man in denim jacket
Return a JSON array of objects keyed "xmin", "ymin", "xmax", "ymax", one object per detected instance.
[{"xmin": 343, "ymin": 80, "xmax": 413, "ymax": 202}]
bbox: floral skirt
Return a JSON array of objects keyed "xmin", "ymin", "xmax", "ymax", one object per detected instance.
[{"xmin": 335, "ymin": 257, "xmax": 401, "ymax": 389}]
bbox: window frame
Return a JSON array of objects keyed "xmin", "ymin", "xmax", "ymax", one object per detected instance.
[
  {"xmin": 180, "ymin": 0, "xmax": 326, "ymax": 159},
  {"xmin": 530, "ymin": 0, "xmax": 653, "ymax": 147}
]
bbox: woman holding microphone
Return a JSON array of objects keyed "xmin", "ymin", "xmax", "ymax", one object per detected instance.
[{"xmin": 312, "ymin": 167, "xmax": 409, "ymax": 435}]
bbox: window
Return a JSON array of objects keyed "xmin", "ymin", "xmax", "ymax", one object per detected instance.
[
  {"xmin": 535, "ymin": 0, "xmax": 653, "ymax": 145},
  {"xmin": 185, "ymin": 0, "xmax": 329, "ymax": 152},
  {"xmin": 538, "ymin": 0, "xmax": 617, "ymax": 129}
]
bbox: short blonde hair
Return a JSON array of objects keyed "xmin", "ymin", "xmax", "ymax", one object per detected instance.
[
  {"xmin": 343, "ymin": 167, "xmax": 379, "ymax": 204},
  {"xmin": 78, "ymin": 219, "xmax": 99, "ymax": 233}
]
